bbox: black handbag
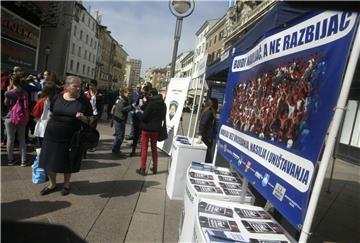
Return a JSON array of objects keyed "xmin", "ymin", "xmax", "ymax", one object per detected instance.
[{"xmin": 158, "ymin": 119, "xmax": 168, "ymax": 142}]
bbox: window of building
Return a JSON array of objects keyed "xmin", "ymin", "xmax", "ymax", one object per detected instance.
[
  {"xmin": 92, "ymin": 68, "xmax": 94, "ymax": 76},
  {"xmin": 214, "ymin": 36, "xmax": 217, "ymax": 44},
  {"xmin": 90, "ymin": 38, "xmax": 93, "ymax": 47},
  {"xmin": 72, "ymin": 43, "xmax": 75, "ymax": 54},
  {"xmin": 83, "ymin": 64, "xmax": 85, "ymax": 74},
  {"xmin": 87, "ymin": 66, "xmax": 90, "ymax": 75},
  {"xmin": 88, "ymin": 53, "xmax": 91, "ymax": 61},
  {"xmin": 82, "ymin": 13, "xmax": 85, "ymax": 22},
  {"xmin": 86, "ymin": 34, "xmax": 88, "ymax": 44},
  {"xmin": 80, "ymin": 30, "xmax": 83, "ymax": 40},
  {"xmin": 88, "ymin": 18, "xmax": 90, "ymax": 27},
  {"xmin": 84, "ymin": 50, "xmax": 87, "ymax": 59},
  {"xmin": 76, "ymin": 62, "xmax": 79, "ymax": 72},
  {"xmin": 70, "ymin": 60, "xmax": 73, "ymax": 70},
  {"xmin": 219, "ymin": 30, "xmax": 224, "ymax": 40},
  {"xmin": 73, "ymin": 25, "xmax": 77, "ymax": 36},
  {"xmin": 92, "ymin": 22, "xmax": 95, "ymax": 31},
  {"xmin": 94, "ymin": 41, "xmax": 97, "ymax": 49},
  {"xmin": 78, "ymin": 46, "xmax": 81, "ymax": 57}
]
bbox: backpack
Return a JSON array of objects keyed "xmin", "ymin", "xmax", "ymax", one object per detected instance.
[{"xmin": 10, "ymin": 90, "xmax": 29, "ymax": 126}]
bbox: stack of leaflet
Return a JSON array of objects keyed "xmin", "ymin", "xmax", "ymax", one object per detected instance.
[
  {"xmin": 186, "ymin": 162, "xmax": 255, "ymax": 203},
  {"xmin": 175, "ymin": 135, "xmax": 192, "ymax": 145},
  {"xmin": 194, "ymin": 198, "xmax": 296, "ymax": 243},
  {"xmin": 179, "ymin": 162, "xmax": 255, "ymax": 242}
]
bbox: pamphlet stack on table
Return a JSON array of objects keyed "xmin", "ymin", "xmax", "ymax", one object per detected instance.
[
  {"xmin": 194, "ymin": 198, "xmax": 296, "ymax": 243},
  {"xmin": 166, "ymin": 136, "xmax": 207, "ymax": 200},
  {"xmin": 179, "ymin": 162, "xmax": 255, "ymax": 242}
]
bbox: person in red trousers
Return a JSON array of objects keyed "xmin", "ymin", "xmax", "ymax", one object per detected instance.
[{"xmin": 136, "ymin": 88, "xmax": 166, "ymax": 176}]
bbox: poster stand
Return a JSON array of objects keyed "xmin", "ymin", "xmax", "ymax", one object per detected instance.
[{"xmin": 299, "ymin": 21, "xmax": 360, "ymax": 242}]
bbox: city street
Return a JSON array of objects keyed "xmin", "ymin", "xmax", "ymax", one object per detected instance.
[
  {"xmin": 1, "ymin": 114, "xmax": 359, "ymax": 242},
  {"xmin": 1, "ymin": 120, "xmax": 184, "ymax": 243}
]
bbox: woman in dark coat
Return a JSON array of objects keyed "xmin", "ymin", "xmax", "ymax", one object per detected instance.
[
  {"xmin": 136, "ymin": 88, "xmax": 166, "ymax": 176},
  {"xmin": 39, "ymin": 76, "xmax": 93, "ymax": 196},
  {"xmin": 198, "ymin": 98, "xmax": 218, "ymax": 163}
]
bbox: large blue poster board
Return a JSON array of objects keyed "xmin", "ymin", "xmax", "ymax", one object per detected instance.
[{"xmin": 217, "ymin": 11, "xmax": 358, "ymax": 229}]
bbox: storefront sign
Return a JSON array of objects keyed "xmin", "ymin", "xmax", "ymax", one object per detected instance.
[
  {"xmin": 1, "ymin": 8, "xmax": 40, "ymax": 48},
  {"xmin": 1, "ymin": 37, "xmax": 36, "ymax": 70},
  {"xmin": 217, "ymin": 11, "xmax": 358, "ymax": 229}
]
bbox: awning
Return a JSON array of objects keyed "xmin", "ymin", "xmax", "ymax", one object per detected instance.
[{"xmin": 205, "ymin": 2, "xmax": 312, "ymax": 82}]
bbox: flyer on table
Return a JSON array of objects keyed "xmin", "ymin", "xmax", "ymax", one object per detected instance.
[{"xmin": 217, "ymin": 11, "xmax": 359, "ymax": 229}]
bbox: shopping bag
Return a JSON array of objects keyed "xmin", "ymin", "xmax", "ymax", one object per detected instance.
[{"xmin": 32, "ymin": 149, "xmax": 47, "ymax": 184}]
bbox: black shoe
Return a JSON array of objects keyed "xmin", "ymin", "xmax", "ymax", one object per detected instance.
[
  {"xmin": 40, "ymin": 186, "xmax": 57, "ymax": 196},
  {"xmin": 61, "ymin": 187, "xmax": 71, "ymax": 196},
  {"xmin": 7, "ymin": 160, "xmax": 18, "ymax": 166},
  {"xmin": 150, "ymin": 167, "xmax": 157, "ymax": 175},
  {"xmin": 136, "ymin": 168, "xmax": 145, "ymax": 176}
]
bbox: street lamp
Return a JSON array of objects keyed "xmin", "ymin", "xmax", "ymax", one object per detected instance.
[
  {"xmin": 44, "ymin": 46, "xmax": 51, "ymax": 71},
  {"xmin": 169, "ymin": 0, "xmax": 195, "ymax": 78}
]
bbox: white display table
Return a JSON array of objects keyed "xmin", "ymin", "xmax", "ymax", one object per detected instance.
[
  {"xmin": 179, "ymin": 162, "xmax": 255, "ymax": 242},
  {"xmin": 166, "ymin": 136, "xmax": 207, "ymax": 200},
  {"xmin": 194, "ymin": 198, "xmax": 296, "ymax": 243}
]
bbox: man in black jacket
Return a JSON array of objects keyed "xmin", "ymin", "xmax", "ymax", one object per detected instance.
[
  {"xmin": 136, "ymin": 88, "xmax": 166, "ymax": 175},
  {"xmin": 111, "ymin": 87, "xmax": 131, "ymax": 155}
]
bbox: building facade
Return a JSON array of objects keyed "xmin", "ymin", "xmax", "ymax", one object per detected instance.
[
  {"xmin": 95, "ymin": 24, "xmax": 114, "ymax": 90},
  {"xmin": 179, "ymin": 51, "xmax": 194, "ymax": 78},
  {"xmin": 65, "ymin": 2, "xmax": 98, "ymax": 83},
  {"xmin": 111, "ymin": 41, "xmax": 128, "ymax": 89},
  {"xmin": 205, "ymin": 16, "xmax": 227, "ymax": 66},
  {"xmin": 128, "ymin": 58, "xmax": 142, "ymax": 88}
]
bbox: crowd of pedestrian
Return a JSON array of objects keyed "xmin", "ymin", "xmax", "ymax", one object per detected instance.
[{"xmin": 1, "ymin": 65, "xmax": 167, "ymax": 196}]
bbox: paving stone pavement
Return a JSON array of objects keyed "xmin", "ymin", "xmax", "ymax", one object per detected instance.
[{"xmin": 1, "ymin": 119, "xmax": 359, "ymax": 243}]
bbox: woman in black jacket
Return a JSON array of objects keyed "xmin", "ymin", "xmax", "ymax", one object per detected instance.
[
  {"xmin": 198, "ymin": 98, "xmax": 218, "ymax": 163},
  {"xmin": 136, "ymin": 88, "xmax": 166, "ymax": 175}
]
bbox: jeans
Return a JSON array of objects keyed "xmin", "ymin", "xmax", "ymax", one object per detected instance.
[
  {"xmin": 4, "ymin": 118, "xmax": 27, "ymax": 162},
  {"xmin": 112, "ymin": 120, "xmax": 126, "ymax": 153},
  {"xmin": 140, "ymin": 130, "xmax": 159, "ymax": 169}
]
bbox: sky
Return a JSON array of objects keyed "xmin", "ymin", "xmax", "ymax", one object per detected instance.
[{"xmin": 85, "ymin": 0, "xmax": 229, "ymax": 76}]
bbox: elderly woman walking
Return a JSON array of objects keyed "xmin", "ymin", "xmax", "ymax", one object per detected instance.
[{"xmin": 39, "ymin": 76, "xmax": 93, "ymax": 196}]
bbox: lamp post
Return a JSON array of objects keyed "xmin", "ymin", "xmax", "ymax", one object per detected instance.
[
  {"xmin": 169, "ymin": 0, "xmax": 195, "ymax": 78},
  {"xmin": 44, "ymin": 46, "xmax": 51, "ymax": 71}
]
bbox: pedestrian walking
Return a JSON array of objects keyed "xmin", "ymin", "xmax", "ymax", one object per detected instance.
[
  {"xmin": 136, "ymin": 88, "xmax": 166, "ymax": 176},
  {"xmin": 4, "ymin": 74, "xmax": 29, "ymax": 166},
  {"xmin": 111, "ymin": 87, "xmax": 131, "ymax": 155},
  {"xmin": 84, "ymin": 80, "xmax": 103, "ymax": 152},
  {"xmin": 39, "ymin": 76, "xmax": 93, "ymax": 196}
]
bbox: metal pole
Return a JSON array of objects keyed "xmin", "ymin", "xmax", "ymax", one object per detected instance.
[
  {"xmin": 187, "ymin": 77, "xmax": 199, "ymax": 137},
  {"xmin": 170, "ymin": 17, "xmax": 183, "ymax": 78},
  {"xmin": 45, "ymin": 55, "xmax": 49, "ymax": 71},
  {"xmin": 299, "ymin": 22, "xmax": 360, "ymax": 243},
  {"xmin": 192, "ymin": 74, "xmax": 206, "ymax": 139},
  {"xmin": 240, "ymin": 178, "xmax": 249, "ymax": 203}
]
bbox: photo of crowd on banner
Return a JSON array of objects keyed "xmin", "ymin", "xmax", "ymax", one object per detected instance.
[{"xmin": 229, "ymin": 54, "xmax": 326, "ymax": 149}]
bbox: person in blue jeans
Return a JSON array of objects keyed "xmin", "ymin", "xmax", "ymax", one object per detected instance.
[{"xmin": 111, "ymin": 87, "xmax": 131, "ymax": 155}]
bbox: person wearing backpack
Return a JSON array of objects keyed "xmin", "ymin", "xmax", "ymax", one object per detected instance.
[
  {"xmin": 4, "ymin": 75, "xmax": 29, "ymax": 166},
  {"xmin": 111, "ymin": 87, "xmax": 131, "ymax": 155}
]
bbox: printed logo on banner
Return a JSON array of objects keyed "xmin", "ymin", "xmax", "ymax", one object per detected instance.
[
  {"xmin": 217, "ymin": 10, "xmax": 358, "ymax": 229},
  {"xmin": 169, "ymin": 100, "xmax": 178, "ymax": 120}
]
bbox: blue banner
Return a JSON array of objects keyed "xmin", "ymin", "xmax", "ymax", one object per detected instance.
[{"xmin": 217, "ymin": 11, "xmax": 358, "ymax": 229}]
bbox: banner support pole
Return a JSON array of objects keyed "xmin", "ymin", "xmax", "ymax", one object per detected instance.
[
  {"xmin": 240, "ymin": 178, "xmax": 249, "ymax": 203},
  {"xmin": 192, "ymin": 74, "xmax": 206, "ymax": 140},
  {"xmin": 299, "ymin": 22, "xmax": 360, "ymax": 243},
  {"xmin": 187, "ymin": 76, "xmax": 200, "ymax": 137}
]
